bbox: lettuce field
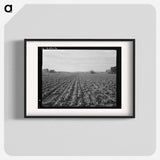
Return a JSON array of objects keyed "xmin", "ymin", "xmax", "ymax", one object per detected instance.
[{"xmin": 42, "ymin": 72, "xmax": 116, "ymax": 108}]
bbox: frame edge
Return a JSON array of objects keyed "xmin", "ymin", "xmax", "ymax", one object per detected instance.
[{"xmin": 24, "ymin": 38, "xmax": 136, "ymax": 118}]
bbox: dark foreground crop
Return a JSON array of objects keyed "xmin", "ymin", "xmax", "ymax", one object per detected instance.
[{"xmin": 41, "ymin": 72, "xmax": 116, "ymax": 108}]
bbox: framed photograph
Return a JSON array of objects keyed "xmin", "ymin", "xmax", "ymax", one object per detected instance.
[{"xmin": 25, "ymin": 39, "xmax": 135, "ymax": 118}]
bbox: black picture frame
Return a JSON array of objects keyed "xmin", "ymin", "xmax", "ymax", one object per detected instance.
[{"xmin": 24, "ymin": 39, "xmax": 135, "ymax": 118}]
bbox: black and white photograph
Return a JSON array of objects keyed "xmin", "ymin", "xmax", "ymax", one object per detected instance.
[{"xmin": 38, "ymin": 47, "xmax": 121, "ymax": 108}]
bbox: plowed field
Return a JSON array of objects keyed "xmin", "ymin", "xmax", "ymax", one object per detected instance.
[{"xmin": 42, "ymin": 72, "xmax": 116, "ymax": 108}]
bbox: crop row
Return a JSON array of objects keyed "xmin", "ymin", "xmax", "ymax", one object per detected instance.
[{"xmin": 42, "ymin": 72, "xmax": 116, "ymax": 107}]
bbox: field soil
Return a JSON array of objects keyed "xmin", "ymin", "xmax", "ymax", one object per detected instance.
[{"xmin": 42, "ymin": 72, "xmax": 116, "ymax": 108}]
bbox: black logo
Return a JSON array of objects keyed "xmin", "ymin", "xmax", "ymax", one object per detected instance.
[{"xmin": 4, "ymin": 4, "xmax": 12, "ymax": 13}]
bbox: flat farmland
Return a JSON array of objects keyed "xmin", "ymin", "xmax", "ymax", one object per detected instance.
[{"xmin": 41, "ymin": 72, "xmax": 116, "ymax": 108}]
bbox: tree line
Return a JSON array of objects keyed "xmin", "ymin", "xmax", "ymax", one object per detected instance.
[{"xmin": 43, "ymin": 66, "xmax": 116, "ymax": 74}]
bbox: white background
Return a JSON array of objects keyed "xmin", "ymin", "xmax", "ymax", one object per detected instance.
[{"xmin": 0, "ymin": 0, "xmax": 159, "ymax": 160}]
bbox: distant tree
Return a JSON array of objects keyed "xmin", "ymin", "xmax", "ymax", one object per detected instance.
[
  {"xmin": 106, "ymin": 69, "xmax": 110, "ymax": 73},
  {"xmin": 43, "ymin": 68, "xmax": 49, "ymax": 72},
  {"xmin": 90, "ymin": 70, "xmax": 96, "ymax": 74},
  {"xmin": 110, "ymin": 66, "xmax": 116, "ymax": 74},
  {"xmin": 50, "ymin": 69, "xmax": 56, "ymax": 73}
]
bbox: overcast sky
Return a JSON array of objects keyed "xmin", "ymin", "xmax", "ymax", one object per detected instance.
[{"xmin": 42, "ymin": 49, "xmax": 116, "ymax": 72}]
